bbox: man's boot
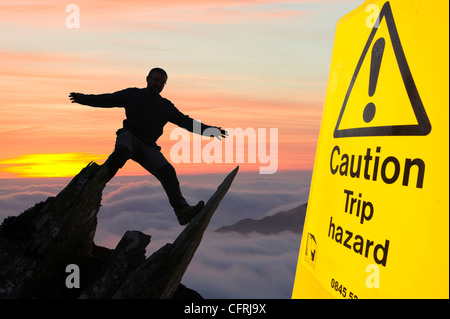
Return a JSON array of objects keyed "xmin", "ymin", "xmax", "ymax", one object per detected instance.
[
  {"xmin": 153, "ymin": 164, "xmax": 205, "ymax": 225},
  {"xmin": 175, "ymin": 200, "xmax": 205, "ymax": 226}
]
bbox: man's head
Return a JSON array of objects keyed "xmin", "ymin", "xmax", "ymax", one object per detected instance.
[{"xmin": 146, "ymin": 68, "xmax": 168, "ymax": 94}]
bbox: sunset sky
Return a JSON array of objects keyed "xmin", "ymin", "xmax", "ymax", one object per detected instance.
[{"xmin": 0, "ymin": 0, "xmax": 360, "ymax": 178}]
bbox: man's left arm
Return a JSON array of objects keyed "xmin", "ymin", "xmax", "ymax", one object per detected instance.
[{"xmin": 169, "ymin": 104, "xmax": 228, "ymax": 140}]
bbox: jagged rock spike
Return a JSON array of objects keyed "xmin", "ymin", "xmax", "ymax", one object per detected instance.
[{"xmin": 112, "ymin": 166, "xmax": 239, "ymax": 299}]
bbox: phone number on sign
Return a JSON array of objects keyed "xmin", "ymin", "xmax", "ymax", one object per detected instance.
[{"xmin": 331, "ymin": 278, "xmax": 358, "ymax": 299}]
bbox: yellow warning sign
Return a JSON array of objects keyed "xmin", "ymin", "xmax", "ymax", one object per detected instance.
[{"xmin": 293, "ymin": 0, "xmax": 448, "ymax": 299}]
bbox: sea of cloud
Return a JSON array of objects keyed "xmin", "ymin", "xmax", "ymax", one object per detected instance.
[{"xmin": 0, "ymin": 169, "xmax": 312, "ymax": 299}]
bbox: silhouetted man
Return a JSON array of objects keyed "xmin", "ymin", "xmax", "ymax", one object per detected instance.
[{"xmin": 69, "ymin": 68, "xmax": 227, "ymax": 225}]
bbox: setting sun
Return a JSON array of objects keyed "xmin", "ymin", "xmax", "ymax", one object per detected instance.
[{"xmin": 0, "ymin": 153, "xmax": 107, "ymax": 178}]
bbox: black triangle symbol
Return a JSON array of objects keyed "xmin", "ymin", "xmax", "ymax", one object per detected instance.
[{"xmin": 334, "ymin": 1, "xmax": 431, "ymax": 138}]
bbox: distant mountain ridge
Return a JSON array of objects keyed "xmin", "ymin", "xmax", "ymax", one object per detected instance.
[{"xmin": 215, "ymin": 203, "xmax": 307, "ymax": 235}]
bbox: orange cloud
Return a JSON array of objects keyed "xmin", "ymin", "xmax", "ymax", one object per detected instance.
[{"xmin": 0, "ymin": 0, "xmax": 306, "ymax": 29}]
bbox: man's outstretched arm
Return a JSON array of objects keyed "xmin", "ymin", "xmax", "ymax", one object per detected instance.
[
  {"xmin": 169, "ymin": 106, "xmax": 228, "ymax": 140},
  {"xmin": 191, "ymin": 121, "xmax": 228, "ymax": 140},
  {"xmin": 69, "ymin": 89, "xmax": 131, "ymax": 108},
  {"xmin": 202, "ymin": 125, "xmax": 228, "ymax": 140}
]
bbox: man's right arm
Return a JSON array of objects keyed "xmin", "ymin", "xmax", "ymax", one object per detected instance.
[{"xmin": 69, "ymin": 88, "xmax": 133, "ymax": 108}]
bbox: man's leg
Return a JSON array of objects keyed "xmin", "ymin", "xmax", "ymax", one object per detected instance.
[
  {"xmin": 152, "ymin": 163, "xmax": 205, "ymax": 225},
  {"xmin": 103, "ymin": 131, "xmax": 134, "ymax": 182},
  {"xmin": 151, "ymin": 163, "xmax": 188, "ymax": 211},
  {"xmin": 134, "ymin": 146, "xmax": 204, "ymax": 225}
]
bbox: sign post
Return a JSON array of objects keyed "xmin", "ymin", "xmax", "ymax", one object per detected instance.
[{"xmin": 292, "ymin": 0, "xmax": 449, "ymax": 298}]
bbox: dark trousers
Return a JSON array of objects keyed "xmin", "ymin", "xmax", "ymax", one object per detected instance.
[{"xmin": 104, "ymin": 130, "xmax": 188, "ymax": 211}]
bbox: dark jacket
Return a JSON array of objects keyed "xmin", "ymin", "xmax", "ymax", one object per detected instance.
[{"xmin": 79, "ymin": 87, "xmax": 212, "ymax": 149}]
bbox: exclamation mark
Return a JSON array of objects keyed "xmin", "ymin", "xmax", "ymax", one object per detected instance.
[{"xmin": 363, "ymin": 37, "xmax": 385, "ymax": 123}]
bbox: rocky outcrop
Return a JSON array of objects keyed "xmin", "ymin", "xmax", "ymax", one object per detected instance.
[
  {"xmin": 112, "ymin": 166, "xmax": 239, "ymax": 299},
  {"xmin": 0, "ymin": 162, "xmax": 238, "ymax": 299},
  {"xmin": 80, "ymin": 230, "xmax": 151, "ymax": 299}
]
